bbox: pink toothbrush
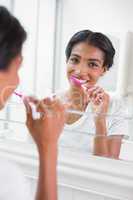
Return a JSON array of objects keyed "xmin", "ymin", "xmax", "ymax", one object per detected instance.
[
  {"xmin": 13, "ymin": 91, "xmax": 102, "ymax": 117},
  {"xmin": 70, "ymin": 75, "xmax": 87, "ymax": 88}
]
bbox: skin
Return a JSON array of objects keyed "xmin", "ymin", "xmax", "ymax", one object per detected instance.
[
  {"xmin": 0, "ymin": 54, "xmax": 66, "ymax": 200},
  {"xmin": 65, "ymin": 42, "xmax": 123, "ymax": 159},
  {"xmin": 0, "ymin": 56, "xmax": 22, "ymax": 109}
]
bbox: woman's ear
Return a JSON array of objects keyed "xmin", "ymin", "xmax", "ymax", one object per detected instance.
[{"xmin": 101, "ymin": 66, "xmax": 107, "ymax": 76}]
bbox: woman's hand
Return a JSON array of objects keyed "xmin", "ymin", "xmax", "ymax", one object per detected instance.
[
  {"xmin": 85, "ymin": 86, "xmax": 110, "ymax": 116},
  {"xmin": 84, "ymin": 86, "xmax": 110, "ymax": 137},
  {"xmin": 24, "ymin": 97, "xmax": 66, "ymax": 149}
]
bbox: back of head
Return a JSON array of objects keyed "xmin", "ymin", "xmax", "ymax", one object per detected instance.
[
  {"xmin": 0, "ymin": 6, "xmax": 27, "ymax": 70},
  {"xmin": 65, "ymin": 30, "xmax": 115, "ymax": 70}
]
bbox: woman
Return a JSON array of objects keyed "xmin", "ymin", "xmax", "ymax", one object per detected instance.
[
  {"xmin": 0, "ymin": 6, "xmax": 66, "ymax": 200},
  {"xmin": 59, "ymin": 30, "xmax": 128, "ymax": 159}
]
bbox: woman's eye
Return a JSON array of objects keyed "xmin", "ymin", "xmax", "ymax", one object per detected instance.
[
  {"xmin": 70, "ymin": 57, "xmax": 79, "ymax": 63},
  {"xmin": 88, "ymin": 62, "xmax": 99, "ymax": 69}
]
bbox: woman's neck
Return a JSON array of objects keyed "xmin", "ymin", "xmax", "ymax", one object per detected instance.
[
  {"xmin": 67, "ymin": 86, "xmax": 88, "ymax": 111},
  {"xmin": 65, "ymin": 86, "xmax": 89, "ymax": 124}
]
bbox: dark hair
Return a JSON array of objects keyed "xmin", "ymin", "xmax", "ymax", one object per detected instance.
[
  {"xmin": 65, "ymin": 30, "xmax": 115, "ymax": 69},
  {"xmin": 0, "ymin": 6, "xmax": 27, "ymax": 70}
]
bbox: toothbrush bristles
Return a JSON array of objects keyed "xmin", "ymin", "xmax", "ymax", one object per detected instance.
[{"xmin": 14, "ymin": 91, "xmax": 23, "ymax": 98}]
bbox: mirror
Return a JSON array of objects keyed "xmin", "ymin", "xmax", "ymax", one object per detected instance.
[
  {"xmin": 0, "ymin": 0, "xmax": 133, "ymax": 162},
  {"xmin": 53, "ymin": 0, "xmax": 133, "ymax": 161}
]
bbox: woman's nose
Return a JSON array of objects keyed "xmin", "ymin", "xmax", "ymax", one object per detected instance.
[{"xmin": 78, "ymin": 63, "xmax": 91, "ymax": 75}]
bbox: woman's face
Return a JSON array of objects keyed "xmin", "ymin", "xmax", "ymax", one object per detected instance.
[
  {"xmin": 0, "ymin": 55, "xmax": 22, "ymax": 109},
  {"xmin": 66, "ymin": 42, "xmax": 106, "ymax": 89}
]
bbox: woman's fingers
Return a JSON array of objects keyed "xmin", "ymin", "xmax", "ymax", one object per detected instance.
[
  {"xmin": 23, "ymin": 95, "xmax": 67, "ymax": 124},
  {"xmin": 36, "ymin": 97, "xmax": 52, "ymax": 113},
  {"xmin": 35, "ymin": 97, "xmax": 66, "ymax": 120},
  {"xmin": 53, "ymin": 100, "xmax": 66, "ymax": 125},
  {"xmin": 93, "ymin": 93, "xmax": 104, "ymax": 105},
  {"xmin": 87, "ymin": 86, "xmax": 104, "ymax": 102},
  {"xmin": 25, "ymin": 96, "xmax": 39, "ymax": 105},
  {"xmin": 23, "ymin": 97, "xmax": 34, "ymax": 125}
]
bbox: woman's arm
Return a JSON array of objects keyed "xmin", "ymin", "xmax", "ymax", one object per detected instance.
[
  {"xmin": 24, "ymin": 97, "xmax": 66, "ymax": 200},
  {"xmin": 93, "ymin": 135, "xmax": 123, "ymax": 159},
  {"xmin": 93, "ymin": 117, "xmax": 109, "ymax": 157},
  {"xmin": 107, "ymin": 135, "xmax": 123, "ymax": 159},
  {"xmin": 86, "ymin": 86, "xmax": 124, "ymax": 159},
  {"xmin": 36, "ymin": 144, "xmax": 58, "ymax": 200},
  {"xmin": 93, "ymin": 116, "xmax": 123, "ymax": 158}
]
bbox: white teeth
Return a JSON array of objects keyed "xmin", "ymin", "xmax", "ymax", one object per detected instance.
[
  {"xmin": 79, "ymin": 79, "xmax": 87, "ymax": 84},
  {"xmin": 75, "ymin": 77, "xmax": 86, "ymax": 83}
]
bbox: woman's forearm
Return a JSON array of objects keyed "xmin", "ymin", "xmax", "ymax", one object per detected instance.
[
  {"xmin": 107, "ymin": 135, "xmax": 123, "ymax": 159},
  {"xmin": 93, "ymin": 135, "xmax": 108, "ymax": 157},
  {"xmin": 95, "ymin": 117, "xmax": 107, "ymax": 135},
  {"xmin": 93, "ymin": 118, "xmax": 122, "ymax": 159},
  {"xmin": 36, "ymin": 144, "xmax": 58, "ymax": 200},
  {"xmin": 93, "ymin": 117, "xmax": 109, "ymax": 157}
]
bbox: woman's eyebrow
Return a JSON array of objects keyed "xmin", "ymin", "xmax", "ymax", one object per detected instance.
[
  {"xmin": 70, "ymin": 53, "xmax": 81, "ymax": 58},
  {"xmin": 88, "ymin": 58, "xmax": 103, "ymax": 64}
]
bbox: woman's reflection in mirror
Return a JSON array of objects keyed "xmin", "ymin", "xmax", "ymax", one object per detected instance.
[{"xmin": 59, "ymin": 30, "xmax": 129, "ymax": 159}]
